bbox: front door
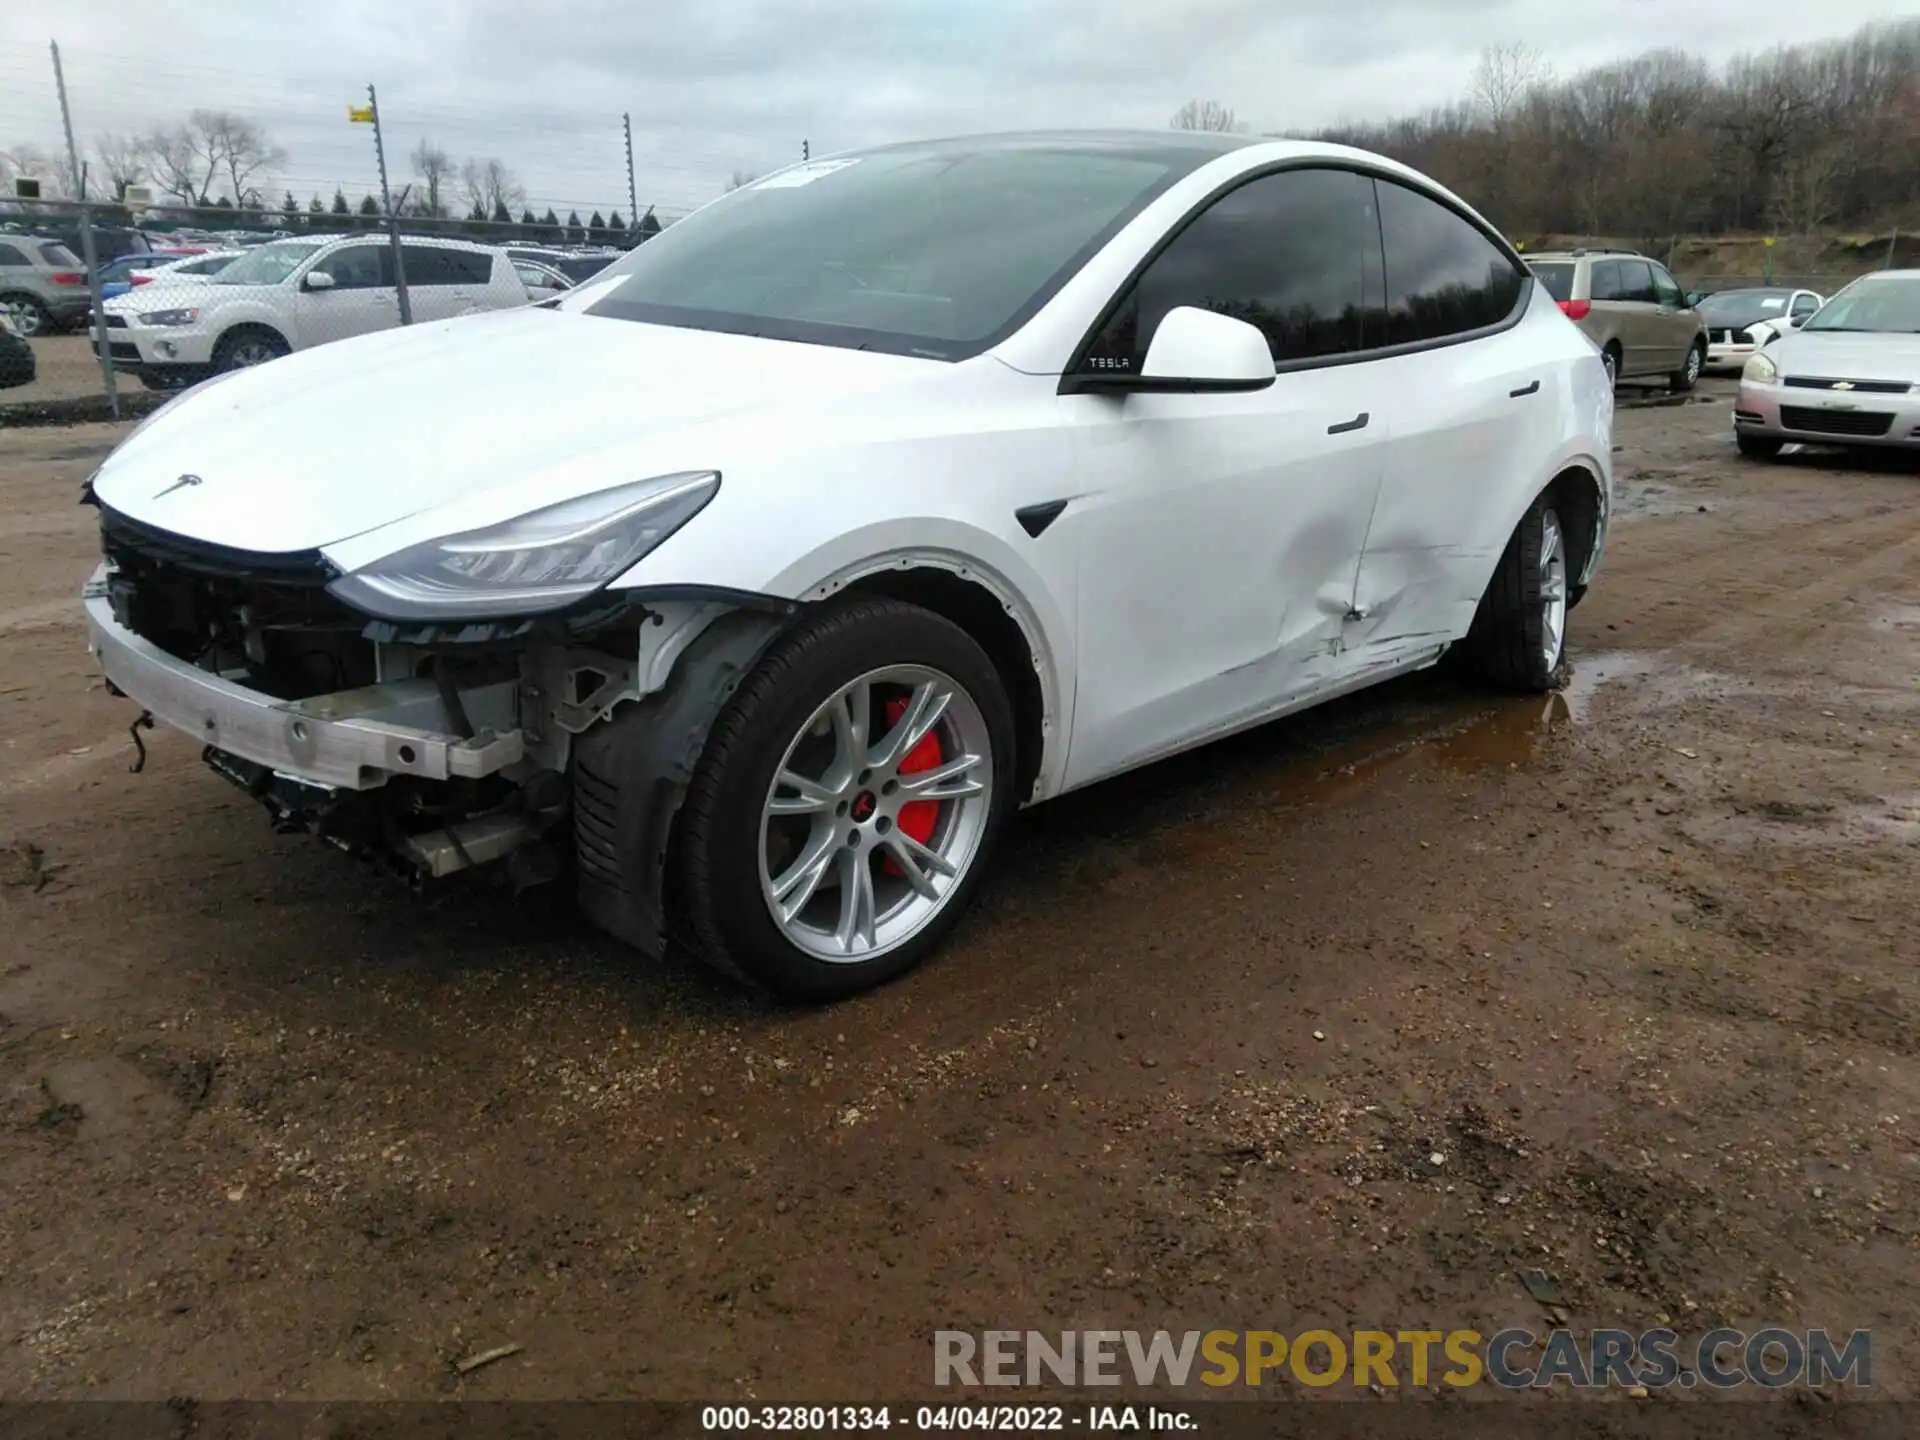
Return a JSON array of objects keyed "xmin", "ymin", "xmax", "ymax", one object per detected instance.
[
  {"xmin": 291, "ymin": 243, "xmax": 396, "ymax": 347},
  {"xmin": 1057, "ymin": 166, "xmax": 1392, "ymax": 788}
]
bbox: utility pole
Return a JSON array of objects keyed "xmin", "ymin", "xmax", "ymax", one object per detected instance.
[
  {"xmin": 623, "ymin": 112, "xmax": 638, "ymax": 241},
  {"xmin": 51, "ymin": 41, "xmax": 118, "ymax": 419},
  {"xmin": 366, "ymin": 83, "xmax": 412, "ymax": 325}
]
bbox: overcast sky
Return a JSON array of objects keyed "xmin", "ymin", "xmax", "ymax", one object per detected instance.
[{"xmin": 3, "ymin": 0, "xmax": 1918, "ymax": 220}]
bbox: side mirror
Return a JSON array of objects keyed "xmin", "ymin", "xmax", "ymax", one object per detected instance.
[
  {"xmin": 1140, "ymin": 307, "xmax": 1275, "ymax": 390},
  {"xmin": 302, "ymin": 270, "xmax": 334, "ymax": 291},
  {"xmin": 1065, "ymin": 306, "xmax": 1275, "ymax": 395}
]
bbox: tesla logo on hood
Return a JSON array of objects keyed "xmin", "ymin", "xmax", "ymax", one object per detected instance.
[{"xmin": 153, "ymin": 473, "xmax": 203, "ymax": 498}]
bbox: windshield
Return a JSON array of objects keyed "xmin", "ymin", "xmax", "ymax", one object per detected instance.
[
  {"xmin": 214, "ymin": 240, "xmax": 323, "ymax": 286},
  {"xmin": 575, "ymin": 137, "xmax": 1215, "ymax": 359},
  {"xmin": 1527, "ymin": 262, "xmax": 1574, "ymax": 302},
  {"xmin": 1699, "ymin": 289, "xmax": 1793, "ymax": 329},
  {"xmin": 1801, "ymin": 277, "xmax": 1920, "ymax": 334}
]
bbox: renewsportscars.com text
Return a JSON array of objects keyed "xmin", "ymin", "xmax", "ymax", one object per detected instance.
[{"xmin": 934, "ymin": 1328, "xmax": 1871, "ymax": 1390}]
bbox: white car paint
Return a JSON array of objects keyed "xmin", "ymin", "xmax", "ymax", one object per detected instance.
[
  {"xmin": 100, "ymin": 233, "xmax": 529, "ymax": 377},
  {"xmin": 89, "ymin": 135, "xmax": 1612, "ymax": 810}
]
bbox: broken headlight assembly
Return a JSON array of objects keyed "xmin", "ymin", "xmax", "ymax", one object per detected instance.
[{"xmin": 326, "ymin": 471, "xmax": 719, "ymax": 620}]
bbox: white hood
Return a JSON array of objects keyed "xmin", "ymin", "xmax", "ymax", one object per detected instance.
[
  {"xmin": 1774, "ymin": 330, "xmax": 1920, "ymax": 380},
  {"xmin": 90, "ymin": 308, "xmax": 937, "ymax": 554}
]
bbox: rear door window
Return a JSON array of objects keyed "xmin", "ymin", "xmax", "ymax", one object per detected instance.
[{"xmin": 0, "ymin": 243, "xmax": 29, "ymax": 268}]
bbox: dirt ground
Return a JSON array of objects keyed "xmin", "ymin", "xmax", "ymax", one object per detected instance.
[
  {"xmin": 0, "ymin": 332, "xmax": 133, "ymax": 409},
  {"xmin": 1, "ymin": 381, "xmax": 1917, "ymax": 1407}
]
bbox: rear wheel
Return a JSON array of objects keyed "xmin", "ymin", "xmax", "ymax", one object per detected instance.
[
  {"xmin": 1466, "ymin": 491, "xmax": 1569, "ymax": 693},
  {"xmin": 1, "ymin": 294, "xmax": 52, "ymax": 338},
  {"xmin": 1736, "ymin": 433, "xmax": 1783, "ymax": 461},
  {"xmin": 671, "ymin": 599, "xmax": 1016, "ymax": 1000},
  {"xmin": 1670, "ymin": 338, "xmax": 1705, "ymax": 393}
]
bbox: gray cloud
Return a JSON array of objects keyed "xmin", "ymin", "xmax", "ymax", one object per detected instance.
[{"xmin": 4, "ymin": 0, "xmax": 1917, "ymax": 216}]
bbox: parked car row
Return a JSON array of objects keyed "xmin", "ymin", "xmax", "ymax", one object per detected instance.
[{"xmin": 1524, "ymin": 248, "xmax": 1708, "ymax": 390}]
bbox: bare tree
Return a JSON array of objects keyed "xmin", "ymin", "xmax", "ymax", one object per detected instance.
[
  {"xmin": 142, "ymin": 111, "xmax": 283, "ymax": 208},
  {"xmin": 459, "ymin": 157, "xmax": 525, "ymax": 218},
  {"xmin": 0, "ymin": 144, "xmax": 62, "ymax": 201},
  {"xmin": 92, "ymin": 133, "xmax": 149, "ymax": 201},
  {"xmin": 1471, "ymin": 43, "xmax": 1553, "ymax": 128},
  {"xmin": 1771, "ymin": 142, "xmax": 1853, "ymax": 234},
  {"xmin": 1170, "ymin": 99, "xmax": 1239, "ymax": 133},
  {"xmin": 410, "ymin": 139, "xmax": 453, "ymax": 217}
]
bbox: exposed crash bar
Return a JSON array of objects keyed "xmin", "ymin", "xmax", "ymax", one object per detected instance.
[{"xmin": 82, "ymin": 565, "xmax": 525, "ymax": 791}]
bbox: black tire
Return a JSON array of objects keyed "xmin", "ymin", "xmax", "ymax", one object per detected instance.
[
  {"xmin": 670, "ymin": 598, "xmax": 1017, "ymax": 1001},
  {"xmin": 1736, "ymin": 432, "xmax": 1783, "ymax": 461},
  {"xmin": 1670, "ymin": 338, "xmax": 1705, "ymax": 393},
  {"xmin": 212, "ymin": 326, "xmax": 289, "ymax": 373},
  {"xmin": 1466, "ymin": 491, "xmax": 1567, "ymax": 693},
  {"xmin": 1, "ymin": 294, "xmax": 53, "ymax": 339},
  {"xmin": 1601, "ymin": 343, "xmax": 1621, "ymax": 388}
]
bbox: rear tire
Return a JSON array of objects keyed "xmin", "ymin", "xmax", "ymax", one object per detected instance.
[
  {"xmin": 1466, "ymin": 491, "xmax": 1569, "ymax": 693},
  {"xmin": 1737, "ymin": 433, "xmax": 1783, "ymax": 461},
  {"xmin": 1670, "ymin": 338, "xmax": 1705, "ymax": 393},
  {"xmin": 672, "ymin": 598, "xmax": 1016, "ymax": 1000}
]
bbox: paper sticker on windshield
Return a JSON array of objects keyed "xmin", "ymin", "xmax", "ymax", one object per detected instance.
[
  {"xmin": 1761, "ymin": 297, "xmax": 1785, "ymax": 310},
  {"xmin": 754, "ymin": 159, "xmax": 859, "ymax": 189}
]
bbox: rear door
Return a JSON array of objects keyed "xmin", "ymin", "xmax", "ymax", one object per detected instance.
[{"xmin": 1349, "ymin": 178, "xmax": 1545, "ymax": 663}]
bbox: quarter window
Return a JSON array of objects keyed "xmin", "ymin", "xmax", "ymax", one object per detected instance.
[
  {"xmin": 1080, "ymin": 167, "xmax": 1383, "ymax": 371},
  {"xmin": 403, "ymin": 246, "xmax": 493, "ymax": 285},
  {"xmin": 1375, "ymin": 178, "xmax": 1527, "ymax": 344}
]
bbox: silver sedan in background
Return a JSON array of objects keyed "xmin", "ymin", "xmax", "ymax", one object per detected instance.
[{"xmin": 1734, "ymin": 270, "xmax": 1920, "ymax": 460}]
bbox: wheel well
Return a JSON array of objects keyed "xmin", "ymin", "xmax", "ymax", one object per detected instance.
[
  {"xmin": 215, "ymin": 323, "xmax": 288, "ymax": 356},
  {"xmin": 1547, "ymin": 464, "xmax": 1603, "ymax": 583},
  {"xmin": 843, "ymin": 567, "xmax": 1046, "ymax": 802}
]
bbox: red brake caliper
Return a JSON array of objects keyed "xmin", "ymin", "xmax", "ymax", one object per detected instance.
[{"xmin": 881, "ymin": 693, "xmax": 941, "ymax": 875}]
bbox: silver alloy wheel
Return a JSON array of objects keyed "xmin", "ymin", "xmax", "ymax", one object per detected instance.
[
  {"xmin": 3, "ymin": 298, "xmax": 45, "ymax": 337},
  {"xmin": 227, "ymin": 337, "xmax": 279, "ymax": 368},
  {"xmin": 1602, "ymin": 349, "xmax": 1617, "ymax": 386},
  {"xmin": 758, "ymin": 664, "xmax": 994, "ymax": 963},
  {"xmin": 1684, "ymin": 343, "xmax": 1702, "ymax": 385},
  {"xmin": 1540, "ymin": 506, "xmax": 1568, "ymax": 671}
]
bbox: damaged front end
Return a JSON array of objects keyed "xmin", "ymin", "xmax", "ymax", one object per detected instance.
[{"xmin": 83, "ymin": 502, "xmax": 788, "ymax": 907}]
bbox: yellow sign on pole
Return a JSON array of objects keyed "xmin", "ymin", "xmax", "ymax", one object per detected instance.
[
  {"xmin": 1763, "ymin": 236, "xmax": 1775, "ymax": 248},
  {"xmin": 348, "ymin": 104, "xmax": 374, "ymax": 124}
]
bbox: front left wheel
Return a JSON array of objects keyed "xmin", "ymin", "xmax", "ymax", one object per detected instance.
[{"xmin": 672, "ymin": 599, "xmax": 1017, "ymax": 1000}]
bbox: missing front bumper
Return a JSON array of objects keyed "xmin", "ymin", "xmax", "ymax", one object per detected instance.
[{"xmin": 83, "ymin": 563, "xmax": 525, "ymax": 791}]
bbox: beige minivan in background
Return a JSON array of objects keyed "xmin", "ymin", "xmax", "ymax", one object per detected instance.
[{"xmin": 1526, "ymin": 249, "xmax": 1709, "ymax": 391}]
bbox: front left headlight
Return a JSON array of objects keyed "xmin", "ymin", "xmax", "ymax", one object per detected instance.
[
  {"xmin": 327, "ymin": 471, "xmax": 720, "ymax": 620},
  {"xmin": 1742, "ymin": 351, "xmax": 1778, "ymax": 384},
  {"xmin": 137, "ymin": 308, "xmax": 200, "ymax": 327}
]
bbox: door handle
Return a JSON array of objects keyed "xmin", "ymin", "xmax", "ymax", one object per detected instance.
[
  {"xmin": 1509, "ymin": 379, "xmax": 1540, "ymax": 398},
  {"xmin": 1326, "ymin": 411, "xmax": 1369, "ymax": 435}
]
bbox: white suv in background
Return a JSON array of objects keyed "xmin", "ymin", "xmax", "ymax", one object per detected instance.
[{"xmin": 100, "ymin": 234, "xmax": 531, "ymax": 388}]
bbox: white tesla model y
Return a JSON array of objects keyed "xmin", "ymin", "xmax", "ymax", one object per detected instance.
[{"xmin": 83, "ymin": 131, "xmax": 1612, "ymax": 998}]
